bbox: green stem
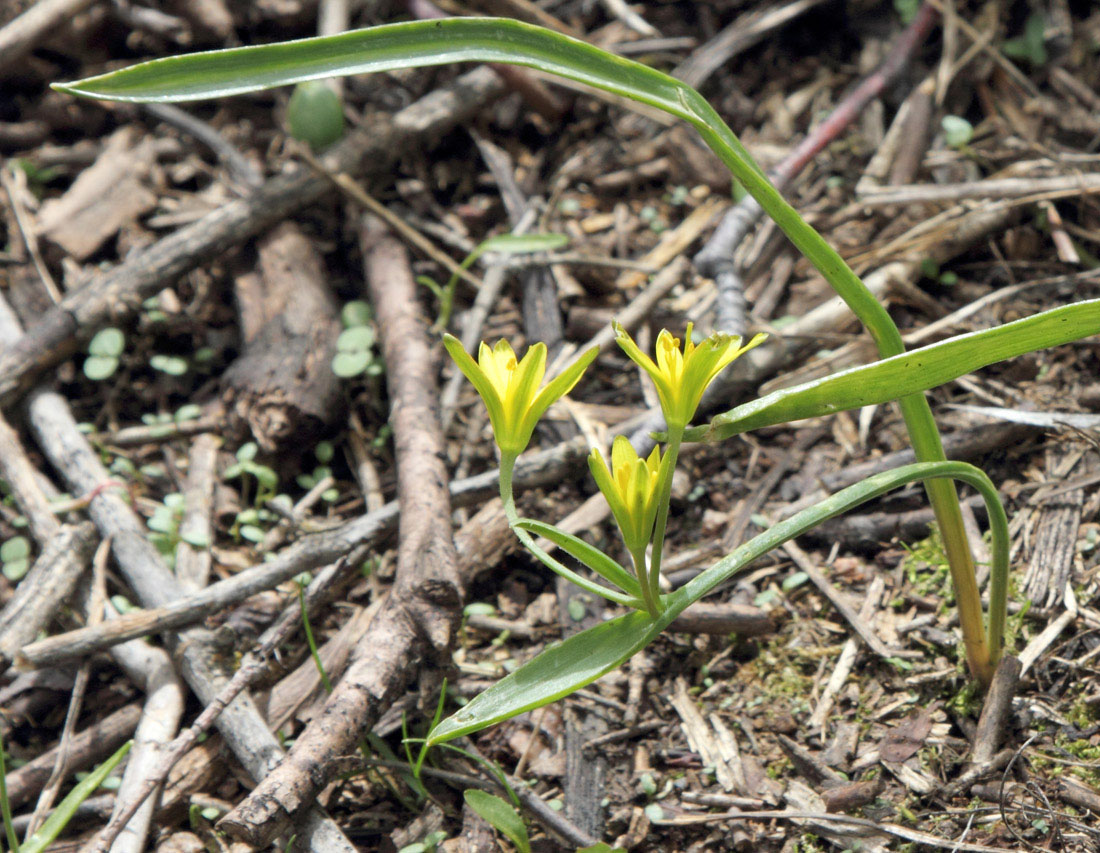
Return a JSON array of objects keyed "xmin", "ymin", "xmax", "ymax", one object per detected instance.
[
  {"xmin": 687, "ymin": 102, "xmax": 998, "ymax": 685},
  {"xmin": 628, "ymin": 546, "xmax": 661, "ymax": 619},
  {"xmin": 646, "ymin": 427, "xmax": 683, "ymax": 611},
  {"xmin": 498, "ymin": 453, "xmax": 641, "ymax": 609}
]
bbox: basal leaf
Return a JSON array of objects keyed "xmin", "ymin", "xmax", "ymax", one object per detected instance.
[
  {"xmin": 429, "ymin": 460, "xmax": 1009, "ymax": 745},
  {"xmin": 701, "ymin": 299, "xmax": 1100, "ymax": 441}
]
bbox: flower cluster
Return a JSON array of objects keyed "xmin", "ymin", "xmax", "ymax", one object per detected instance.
[{"xmin": 444, "ymin": 321, "xmax": 764, "ymax": 614}]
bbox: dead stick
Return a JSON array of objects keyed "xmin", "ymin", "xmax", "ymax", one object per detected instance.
[
  {"xmin": 0, "ymin": 66, "xmax": 503, "ymax": 409},
  {"xmin": 17, "ymin": 437, "xmax": 589, "ymax": 670},
  {"xmin": 220, "ymin": 216, "xmax": 464, "ymax": 847},
  {"xmin": 78, "ymin": 557, "xmax": 352, "ymax": 853},
  {"xmin": 0, "ymin": 0, "xmax": 98, "ymax": 76},
  {"xmin": 971, "ymin": 655, "xmax": 1021, "ymax": 765}
]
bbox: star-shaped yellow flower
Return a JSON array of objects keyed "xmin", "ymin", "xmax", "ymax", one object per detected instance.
[
  {"xmin": 444, "ymin": 335, "xmax": 597, "ymax": 456},
  {"xmin": 614, "ymin": 322, "xmax": 766, "ymax": 429},
  {"xmin": 588, "ymin": 436, "xmax": 665, "ymax": 558}
]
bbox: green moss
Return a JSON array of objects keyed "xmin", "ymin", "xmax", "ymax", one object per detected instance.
[{"xmin": 901, "ymin": 526, "xmax": 953, "ymax": 607}]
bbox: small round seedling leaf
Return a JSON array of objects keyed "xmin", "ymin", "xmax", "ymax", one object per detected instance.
[
  {"xmin": 341, "ymin": 300, "xmax": 373, "ymax": 328},
  {"xmin": 83, "ymin": 355, "xmax": 118, "ymax": 381},
  {"xmin": 252, "ymin": 465, "xmax": 278, "ymax": 491},
  {"xmin": 175, "ymin": 403, "xmax": 203, "ymax": 422},
  {"xmin": 88, "ymin": 327, "xmax": 125, "ymax": 357},
  {"xmin": 337, "ymin": 326, "xmax": 375, "ymax": 352},
  {"xmin": 237, "ymin": 442, "xmax": 259, "ymax": 462},
  {"xmin": 941, "ymin": 115, "xmax": 973, "ymax": 149},
  {"xmin": 240, "ymin": 524, "xmax": 265, "ymax": 543},
  {"xmin": 150, "ymin": 354, "xmax": 189, "ymax": 376},
  {"xmin": 332, "ymin": 350, "xmax": 371, "ymax": 377},
  {"xmin": 0, "ymin": 536, "xmax": 30, "ymax": 563},
  {"xmin": 181, "ymin": 529, "xmax": 211, "ymax": 548}
]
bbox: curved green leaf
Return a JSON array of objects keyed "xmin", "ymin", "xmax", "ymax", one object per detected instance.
[
  {"xmin": 54, "ymin": 18, "xmax": 763, "ymax": 182},
  {"xmin": 513, "ymin": 518, "xmax": 643, "ymax": 598},
  {"xmin": 463, "ymin": 790, "xmax": 530, "ymax": 853},
  {"xmin": 428, "ymin": 460, "xmax": 1007, "ymax": 745},
  {"xmin": 699, "ymin": 299, "xmax": 1100, "ymax": 442}
]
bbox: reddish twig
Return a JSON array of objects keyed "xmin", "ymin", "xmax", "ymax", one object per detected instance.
[{"xmin": 694, "ymin": 2, "xmax": 940, "ymax": 336}]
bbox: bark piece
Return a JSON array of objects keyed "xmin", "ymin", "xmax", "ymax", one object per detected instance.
[
  {"xmin": 37, "ymin": 127, "xmax": 157, "ymax": 261},
  {"xmin": 222, "ymin": 223, "xmax": 342, "ymax": 450},
  {"xmin": 1023, "ymin": 450, "xmax": 1083, "ymax": 607}
]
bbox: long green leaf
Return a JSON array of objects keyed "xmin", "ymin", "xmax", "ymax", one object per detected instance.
[
  {"xmin": 54, "ymin": 19, "xmax": 763, "ymax": 179},
  {"xmin": 513, "ymin": 518, "xmax": 643, "ymax": 598},
  {"xmin": 429, "ymin": 461, "xmax": 1006, "ymax": 744},
  {"xmin": 21, "ymin": 740, "xmax": 132, "ymax": 853},
  {"xmin": 698, "ymin": 299, "xmax": 1100, "ymax": 442}
]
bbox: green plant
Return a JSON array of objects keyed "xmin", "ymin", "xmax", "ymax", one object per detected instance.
[
  {"xmin": 223, "ymin": 442, "xmax": 278, "ymax": 507},
  {"xmin": 54, "ymin": 17, "xmax": 1100, "ymax": 738},
  {"xmin": 0, "ymin": 737, "xmax": 132, "ymax": 853},
  {"xmin": 1002, "ymin": 12, "xmax": 1048, "ymax": 67},
  {"xmin": 419, "ymin": 232, "xmax": 569, "ymax": 332},
  {"xmin": 463, "ymin": 790, "xmax": 530, "ymax": 853},
  {"xmin": 287, "ymin": 79, "xmax": 345, "ymax": 150},
  {"xmin": 332, "ymin": 301, "xmax": 381, "ymax": 379},
  {"xmin": 0, "ymin": 537, "xmax": 31, "ymax": 582},
  {"xmin": 941, "ymin": 115, "xmax": 974, "ymax": 149},
  {"xmin": 83, "ymin": 327, "xmax": 125, "ymax": 381}
]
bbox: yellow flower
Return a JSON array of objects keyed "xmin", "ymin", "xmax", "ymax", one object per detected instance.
[
  {"xmin": 588, "ymin": 436, "xmax": 664, "ymax": 557},
  {"xmin": 614, "ymin": 322, "xmax": 766, "ymax": 428},
  {"xmin": 443, "ymin": 335, "xmax": 597, "ymax": 456}
]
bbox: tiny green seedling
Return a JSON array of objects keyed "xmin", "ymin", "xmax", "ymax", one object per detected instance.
[
  {"xmin": 149, "ymin": 353, "xmax": 189, "ymax": 376},
  {"xmin": 224, "ymin": 442, "xmax": 279, "ymax": 506},
  {"xmin": 332, "ymin": 301, "xmax": 382, "ymax": 379},
  {"xmin": 83, "ymin": 327, "xmax": 125, "ymax": 380},
  {"xmin": 0, "ymin": 536, "xmax": 31, "ymax": 582},
  {"xmin": 1002, "ymin": 12, "xmax": 1048, "ymax": 67},
  {"xmin": 941, "ymin": 115, "xmax": 974, "ymax": 149},
  {"xmin": 418, "ymin": 232, "xmax": 569, "ymax": 332}
]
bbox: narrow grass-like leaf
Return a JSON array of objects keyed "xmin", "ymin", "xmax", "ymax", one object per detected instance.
[
  {"xmin": 479, "ymin": 233, "xmax": 568, "ymax": 254},
  {"xmin": 54, "ymin": 18, "xmax": 763, "ymax": 181},
  {"xmin": 0, "ymin": 728, "xmax": 20, "ymax": 853},
  {"xmin": 428, "ymin": 460, "xmax": 1007, "ymax": 745},
  {"xmin": 513, "ymin": 518, "xmax": 643, "ymax": 598},
  {"xmin": 699, "ymin": 299, "xmax": 1100, "ymax": 442},
  {"xmin": 21, "ymin": 740, "xmax": 132, "ymax": 853}
]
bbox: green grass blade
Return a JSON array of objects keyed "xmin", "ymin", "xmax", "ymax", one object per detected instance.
[
  {"xmin": 21, "ymin": 741, "xmax": 132, "ymax": 853},
  {"xmin": 701, "ymin": 299, "xmax": 1100, "ymax": 441},
  {"xmin": 429, "ymin": 460, "xmax": 1006, "ymax": 744},
  {"xmin": 0, "ymin": 729, "xmax": 20, "ymax": 853}
]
